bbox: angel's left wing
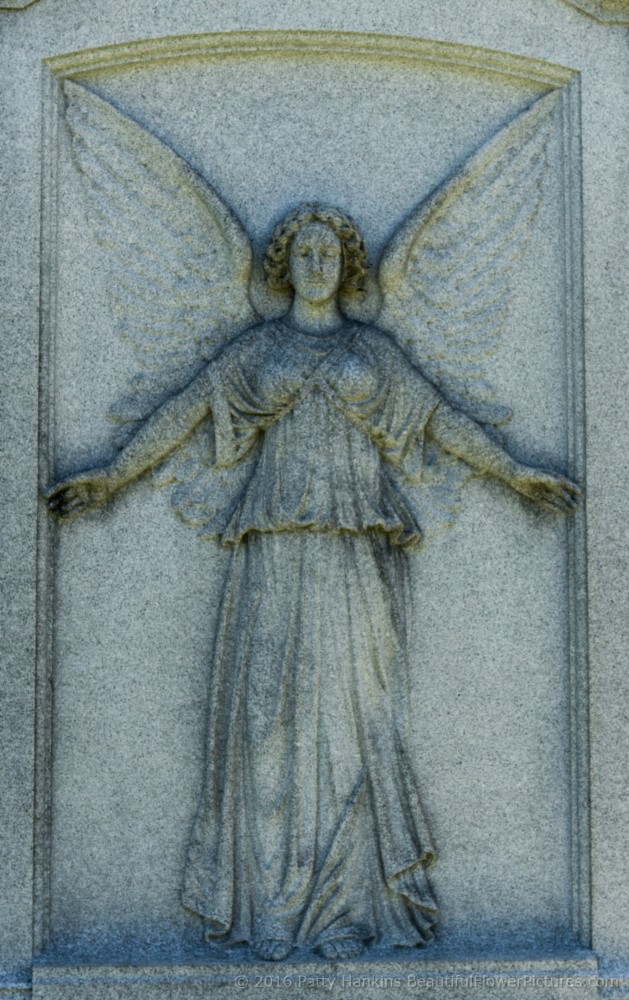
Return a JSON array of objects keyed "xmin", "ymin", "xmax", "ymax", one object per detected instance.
[
  {"xmin": 377, "ymin": 92, "xmax": 558, "ymax": 542},
  {"xmin": 378, "ymin": 91, "xmax": 557, "ymax": 424}
]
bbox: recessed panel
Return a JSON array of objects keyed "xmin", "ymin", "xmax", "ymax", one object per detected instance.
[{"xmin": 47, "ymin": 42, "xmax": 579, "ymax": 962}]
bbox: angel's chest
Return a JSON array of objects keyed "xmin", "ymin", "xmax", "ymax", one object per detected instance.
[
  {"xmin": 325, "ymin": 350, "xmax": 379, "ymax": 402},
  {"xmin": 253, "ymin": 347, "xmax": 378, "ymax": 407}
]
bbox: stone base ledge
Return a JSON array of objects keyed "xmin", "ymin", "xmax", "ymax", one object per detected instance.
[{"xmin": 31, "ymin": 952, "xmax": 605, "ymax": 999}]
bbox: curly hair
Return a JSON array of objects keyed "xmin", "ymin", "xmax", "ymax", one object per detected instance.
[{"xmin": 263, "ymin": 203, "xmax": 368, "ymax": 295}]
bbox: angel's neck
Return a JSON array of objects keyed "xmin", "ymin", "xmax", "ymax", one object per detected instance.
[{"xmin": 288, "ymin": 295, "xmax": 343, "ymax": 336}]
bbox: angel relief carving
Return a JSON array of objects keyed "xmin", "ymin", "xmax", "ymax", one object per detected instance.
[{"xmin": 47, "ymin": 81, "xmax": 579, "ymax": 962}]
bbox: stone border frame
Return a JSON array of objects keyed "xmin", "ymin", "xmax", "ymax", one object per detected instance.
[{"xmin": 34, "ymin": 27, "xmax": 589, "ymax": 973}]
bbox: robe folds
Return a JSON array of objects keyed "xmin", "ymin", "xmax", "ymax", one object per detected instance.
[{"xmin": 181, "ymin": 321, "xmax": 441, "ymax": 949}]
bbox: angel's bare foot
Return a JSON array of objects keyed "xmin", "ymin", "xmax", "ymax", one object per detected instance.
[
  {"xmin": 318, "ymin": 936, "xmax": 365, "ymax": 960},
  {"xmin": 252, "ymin": 938, "xmax": 293, "ymax": 961}
]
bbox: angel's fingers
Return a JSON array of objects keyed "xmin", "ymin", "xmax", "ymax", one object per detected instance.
[
  {"xmin": 44, "ymin": 489, "xmax": 69, "ymax": 507},
  {"xmin": 550, "ymin": 483, "xmax": 580, "ymax": 505},
  {"xmin": 538, "ymin": 487, "xmax": 574, "ymax": 505},
  {"xmin": 560, "ymin": 494, "xmax": 579, "ymax": 510},
  {"xmin": 46, "ymin": 493, "xmax": 71, "ymax": 512},
  {"xmin": 530, "ymin": 492, "xmax": 569, "ymax": 513},
  {"xmin": 50, "ymin": 491, "xmax": 92, "ymax": 513},
  {"xmin": 46, "ymin": 482, "xmax": 87, "ymax": 502},
  {"xmin": 51, "ymin": 502, "xmax": 81, "ymax": 519},
  {"xmin": 547, "ymin": 496, "xmax": 577, "ymax": 513},
  {"xmin": 552, "ymin": 480, "xmax": 581, "ymax": 500},
  {"xmin": 550, "ymin": 498, "xmax": 576, "ymax": 513},
  {"xmin": 48, "ymin": 503, "xmax": 71, "ymax": 519},
  {"xmin": 538, "ymin": 486, "xmax": 576, "ymax": 508},
  {"xmin": 48, "ymin": 488, "xmax": 86, "ymax": 511},
  {"xmin": 64, "ymin": 495, "xmax": 94, "ymax": 511},
  {"xmin": 561, "ymin": 477, "xmax": 581, "ymax": 494},
  {"xmin": 555, "ymin": 486, "xmax": 578, "ymax": 504}
]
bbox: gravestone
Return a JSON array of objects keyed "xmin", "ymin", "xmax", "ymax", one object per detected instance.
[{"xmin": 1, "ymin": 2, "xmax": 628, "ymax": 997}]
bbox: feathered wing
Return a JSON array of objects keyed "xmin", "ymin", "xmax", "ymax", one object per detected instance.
[
  {"xmin": 63, "ymin": 81, "xmax": 259, "ymax": 533},
  {"xmin": 377, "ymin": 91, "xmax": 558, "ymax": 542}
]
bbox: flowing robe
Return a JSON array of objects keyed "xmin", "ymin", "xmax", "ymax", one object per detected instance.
[{"xmin": 182, "ymin": 320, "xmax": 441, "ymax": 950}]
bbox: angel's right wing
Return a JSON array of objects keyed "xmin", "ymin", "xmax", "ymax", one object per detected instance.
[{"xmin": 63, "ymin": 82, "xmax": 260, "ymax": 534}]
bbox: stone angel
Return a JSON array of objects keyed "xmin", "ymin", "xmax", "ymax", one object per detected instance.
[{"xmin": 46, "ymin": 82, "xmax": 579, "ymax": 962}]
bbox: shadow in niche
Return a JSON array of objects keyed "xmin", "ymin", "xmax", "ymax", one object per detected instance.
[{"xmin": 41, "ymin": 921, "xmax": 585, "ymax": 968}]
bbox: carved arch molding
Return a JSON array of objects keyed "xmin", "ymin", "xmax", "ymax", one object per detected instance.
[
  {"xmin": 2, "ymin": 0, "xmax": 629, "ymax": 21},
  {"xmin": 560, "ymin": 0, "xmax": 629, "ymax": 21}
]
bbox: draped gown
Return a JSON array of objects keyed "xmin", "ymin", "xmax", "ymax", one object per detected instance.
[{"xmin": 181, "ymin": 320, "xmax": 441, "ymax": 951}]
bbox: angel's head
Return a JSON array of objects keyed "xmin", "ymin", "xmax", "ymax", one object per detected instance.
[{"xmin": 263, "ymin": 204, "xmax": 368, "ymax": 304}]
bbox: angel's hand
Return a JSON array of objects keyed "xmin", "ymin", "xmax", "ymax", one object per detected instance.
[
  {"xmin": 510, "ymin": 464, "xmax": 581, "ymax": 514},
  {"xmin": 44, "ymin": 467, "xmax": 118, "ymax": 520}
]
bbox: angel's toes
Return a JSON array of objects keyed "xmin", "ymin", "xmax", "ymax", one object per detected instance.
[
  {"xmin": 252, "ymin": 939, "xmax": 293, "ymax": 962},
  {"xmin": 318, "ymin": 936, "xmax": 365, "ymax": 960}
]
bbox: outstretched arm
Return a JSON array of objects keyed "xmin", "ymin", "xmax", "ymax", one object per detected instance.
[
  {"xmin": 46, "ymin": 365, "xmax": 215, "ymax": 520},
  {"xmin": 427, "ymin": 404, "xmax": 580, "ymax": 513}
]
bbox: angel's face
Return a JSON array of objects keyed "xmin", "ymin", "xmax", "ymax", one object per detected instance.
[{"xmin": 288, "ymin": 222, "xmax": 343, "ymax": 303}]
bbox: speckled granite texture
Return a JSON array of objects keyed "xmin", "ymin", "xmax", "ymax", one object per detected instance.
[{"xmin": 1, "ymin": 1, "xmax": 627, "ymax": 996}]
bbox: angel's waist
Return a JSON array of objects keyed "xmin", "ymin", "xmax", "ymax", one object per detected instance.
[{"xmin": 217, "ymin": 465, "xmax": 421, "ymax": 549}]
